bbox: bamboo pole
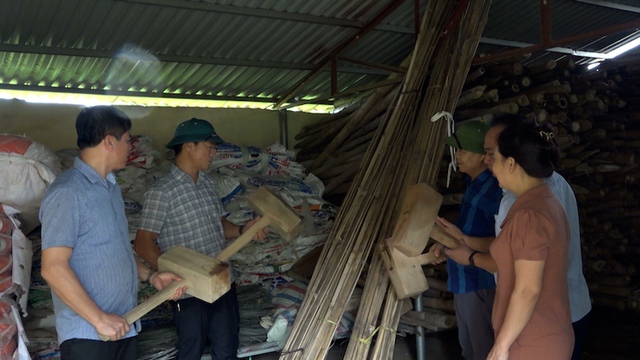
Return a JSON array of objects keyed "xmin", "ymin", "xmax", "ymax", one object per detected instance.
[
  {"xmin": 280, "ymin": 1, "xmax": 470, "ymax": 359},
  {"xmin": 307, "ymin": 84, "xmax": 397, "ymax": 172},
  {"xmin": 345, "ymin": 1, "xmax": 493, "ymax": 359}
]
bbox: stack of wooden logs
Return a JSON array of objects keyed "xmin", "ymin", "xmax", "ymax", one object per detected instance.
[
  {"xmin": 455, "ymin": 57, "xmax": 640, "ymax": 314},
  {"xmin": 295, "ymin": 57, "xmax": 640, "ymax": 316}
]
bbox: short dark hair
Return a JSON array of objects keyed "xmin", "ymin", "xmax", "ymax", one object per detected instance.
[
  {"xmin": 497, "ymin": 121, "xmax": 558, "ymax": 178},
  {"xmin": 172, "ymin": 141, "xmax": 209, "ymax": 157},
  {"xmin": 171, "ymin": 144, "xmax": 183, "ymax": 156},
  {"xmin": 76, "ymin": 106, "xmax": 132, "ymax": 150}
]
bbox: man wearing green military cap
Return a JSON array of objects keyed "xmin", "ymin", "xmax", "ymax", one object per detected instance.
[
  {"xmin": 432, "ymin": 119, "xmax": 502, "ymax": 360},
  {"xmin": 135, "ymin": 118, "xmax": 267, "ymax": 360}
]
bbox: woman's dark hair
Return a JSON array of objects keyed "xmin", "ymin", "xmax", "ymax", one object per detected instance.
[
  {"xmin": 497, "ymin": 121, "xmax": 558, "ymax": 178},
  {"xmin": 76, "ymin": 106, "xmax": 132, "ymax": 149}
]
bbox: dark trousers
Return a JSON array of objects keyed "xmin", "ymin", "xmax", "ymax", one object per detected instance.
[
  {"xmin": 172, "ymin": 283, "xmax": 240, "ymax": 360},
  {"xmin": 60, "ymin": 336, "xmax": 137, "ymax": 360},
  {"xmin": 454, "ymin": 288, "xmax": 495, "ymax": 360},
  {"xmin": 571, "ymin": 311, "xmax": 590, "ymax": 360}
]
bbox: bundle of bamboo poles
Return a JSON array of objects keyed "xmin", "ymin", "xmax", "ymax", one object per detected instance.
[
  {"xmin": 280, "ymin": 2, "xmax": 455, "ymax": 359},
  {"xmin": 359, "ymin": 2, "xmax": 493, "ymax": 359},
  {"xmin": 279, "ymin": 1, "xmax": 493, "ymax": 359}
]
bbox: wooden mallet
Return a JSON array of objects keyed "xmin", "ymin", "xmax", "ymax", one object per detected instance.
[
  {"xmin": 381, "ymin": 183, "xmax": 460, "ymax": 300},
  {"xmin": 99, "ymin": 187, "xmax": 301, "ymax": 341}
]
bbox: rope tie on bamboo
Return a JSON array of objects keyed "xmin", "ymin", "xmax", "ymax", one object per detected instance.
[
  {"xmin": 430, "ymin": 111, "xmax": 456, "ymax": 187},
  {"xmin": 353, "ymin": 326, "xmax": 380, "ymax": 345},
  {"xmin": 279, "ymin": 348, "xmax": 304, "ymax": 355},
  {"xmin": 539, "ymin": 131, "xmax": 554, "ymax": 142},
  {"xmin": 325, "ymin": 318, "xmax": 339, "ymax": 326},
  {"xmin": 382, "ymin": 326, "xmax": 398, "ymax": 335}
]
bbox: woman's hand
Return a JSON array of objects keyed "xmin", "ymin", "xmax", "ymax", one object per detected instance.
[
  {"xmin": 443, "ymin": 241, "xmax": 474, "ymax": 265},
  {"xmin": 486, "ymin": 344, "xmax": 509, "ymax": 360},
  {"xmin": 435, "ymin": 216, "xmax": 465, "ymax": 245}
]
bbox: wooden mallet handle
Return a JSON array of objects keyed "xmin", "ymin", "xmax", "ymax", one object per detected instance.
[
  {"xmin": 208, "ymin": 216, "xmax": 272, "ymax": 277},
  {"xmin": 430, "ymin": 224, "xmax": 460, "ymax": 249},
  {"xmin": 98, "ymin": 280, "xmax": 185, "ymax": 341}
]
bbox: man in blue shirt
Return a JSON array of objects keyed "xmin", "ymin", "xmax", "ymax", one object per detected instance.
[
  {"xmin": 431, "ymin": 120, "xmax": 502, "ymax": 360},
  {"xmin": 40, "ymin": 106, "xmax": 184, "ymax": 360}
]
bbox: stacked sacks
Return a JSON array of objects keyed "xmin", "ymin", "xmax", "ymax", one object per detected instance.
[
  {"xmin": 0, "ymin": 134, "xmax": 62, "ymax": 234},
  {"xmin": 0, "ymin": 206, "xmax": 32, "ymax": 313},
  {"xmin": 0, "ymin": 207, "xmax": 31, "ymax": 359},
  {"xmin": 0, "ymin": 209, "xmax": 12, "ymax": 296},
  {"xmin": 0, "ymin": 299, "xmax": 18, "ymax": 360},
  {"xmin": 211, "ymin": 142, "xmax": 306, "ymax": 179},
  {"xmin": 205, "ymin": 144, "xmax": 335, "ymax": 286},
  {"xmin": 117, "ymin": 135, "xmax": 162, "ymax": 203}
]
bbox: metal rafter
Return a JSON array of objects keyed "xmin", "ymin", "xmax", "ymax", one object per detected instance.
[
  {"xmin": 473, "ymin": 0, "xmax": 640, "ymax": 65},
  {"xmin": 121, "ymin": 0, "xmax": 414, "ymax": 34},
  {"xmin": 273, "ymin": 0, "xmax": 409, "ymax": 109}
]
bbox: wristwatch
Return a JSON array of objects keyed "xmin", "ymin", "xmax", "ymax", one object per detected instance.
[{"xmin": 468, "ymin": 251, "xmax": 480, "ymax": 268}]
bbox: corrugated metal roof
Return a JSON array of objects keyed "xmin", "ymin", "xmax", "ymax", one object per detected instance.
[
  {"xmin": 1, "ymin": 0, "xmax": 416, "ymax": 106},
  {"xmin": 479, "ymin": 0, "xmax": 640, "ymax": 65},
  {"xmin": 1, "ymin": 0, "xmax": 639, "ymax": 110}
]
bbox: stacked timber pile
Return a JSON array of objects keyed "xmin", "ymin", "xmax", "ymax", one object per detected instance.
[
  {"xmin": 281, "ymin": 1, "xmax": 492, "ymax": 359},
  {"xmin": 458, "ymin": 59, "xmax": 640, "ymax": 313},
  {"xmin": 294, "ymin": 88, "xmax": 399, "ymax": 197},
  {"xmin": 568, "ymin": 64, "xmax": 640, "ymax": 313}
]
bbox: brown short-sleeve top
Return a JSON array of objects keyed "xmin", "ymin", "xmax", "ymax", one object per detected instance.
[{"xmin": 490, "ymin": 184, "xmax": 572, "ymax": 339}]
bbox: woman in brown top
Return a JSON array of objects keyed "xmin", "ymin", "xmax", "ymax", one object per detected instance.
[{"xmin": 487, "ymin": 121, "xmax": 574, "ymax": 360}]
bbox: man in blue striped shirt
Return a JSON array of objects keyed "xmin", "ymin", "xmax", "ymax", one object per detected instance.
[
  {"xmin": 40, "ymin": 106, "xmax": 184, "ymax": 360},
  {"xmin": 431, "ymin": 120, "xmax": 502, "ymax": 360}
]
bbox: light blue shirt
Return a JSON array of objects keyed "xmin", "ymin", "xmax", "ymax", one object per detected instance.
[
  {"xmin": 496, "ymin": 172, "xmax": 591, "ymax": 322},
  {"xmin": 40, "ymin": 157, "xmax": 139, "ymax": 343}
]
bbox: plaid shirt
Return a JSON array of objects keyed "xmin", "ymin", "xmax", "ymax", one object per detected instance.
[
  {"xmin": 139, "ymin": 165, "xmax": 227, "ymax": 260},
  {"xmin": 447, "ymin": 169, "xmax": 502, "ymax": 294}
]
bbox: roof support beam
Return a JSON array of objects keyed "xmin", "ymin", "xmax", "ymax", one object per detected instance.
[
  {"xmin": 338, "ymin": 56, "xmax": 407, "ymax": 74},
  {"xmin": 122, "ymin": 0, "xmax": 414, "ymax": 34},
  {"xmin": 473, "ymin": 19, "xmax": 640, "ymax": 64},
  {"xmin": 0, "ymin": 44, "xmax": 388, "ymax": 76},
  {"xmin": 279, "ymin": 77, "xmax": 403, "ymax": 110},
  {"xmin": 575, "ymin": 0, "xmax": 640, "ymax": 13},
  {"xmin": 0, "ymin": 43, "xmax": 316, "ymax": 70},
  {"xmin": 273, "ymin": 0, "xmax": 408, "ymax": 109},
  {"xmin": 0, "ymin": 83, "xmax": 286, "ymax": 103},
  {"xmin": 479, "ymin": 37, "xmax": 612, "ymax": 58}
]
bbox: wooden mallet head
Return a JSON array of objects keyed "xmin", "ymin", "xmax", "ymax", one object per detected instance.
[
  {"xmin": 249, "ymin": 187, "xmax": 302, "ymax": 240},
  {"xmin": 383, "ymin": 183, "xmax": 460, "ymax": 300},
  {"xmin": 158, "ymin": 245, "xmax": 231, "ymax": 302}
]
